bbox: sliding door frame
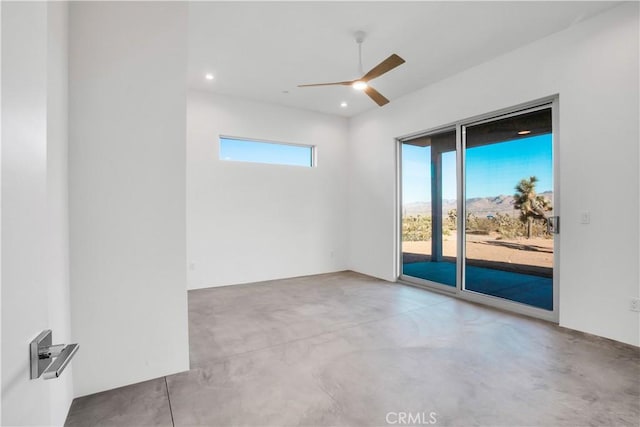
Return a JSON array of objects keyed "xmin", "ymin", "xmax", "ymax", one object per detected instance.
[
  {"xmin": 396, "ymin": 95, "xmax": 560, "ymax": 323},
  {"xmin": 397, "ymin": 124, "xmax": 458, "ymax": 294}
]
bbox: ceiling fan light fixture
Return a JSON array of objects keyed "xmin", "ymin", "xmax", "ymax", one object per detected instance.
[
  {"xmin": 296, "ymin": 34, "xmax": 405, "ymax": 107},
  {"xmin": 352, "ymin": 81, "xmax": 368, "ymax": 91}
]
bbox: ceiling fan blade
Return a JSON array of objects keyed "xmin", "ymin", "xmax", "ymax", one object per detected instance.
[
  {"xmin": 297, "ymin": 81, "xmax": 353, "ymax": 87},
  {"xmin": 364, "ymin": 86, "xmax": 389, "ymax": 106},
  {"xmin": 361, "ymin": 54, "xmax": 405, "ymax": 82}
]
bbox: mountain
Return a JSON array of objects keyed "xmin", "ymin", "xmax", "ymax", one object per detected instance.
[{"xmin": 403, "ymin": 191, "xmax": 553, "ymax": 217}]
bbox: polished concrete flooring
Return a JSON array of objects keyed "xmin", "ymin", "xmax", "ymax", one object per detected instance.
[{"xmin": 65, "ymin": 271, "xmax": 640, "ymax": 426}]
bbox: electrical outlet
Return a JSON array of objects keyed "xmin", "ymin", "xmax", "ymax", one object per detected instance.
[{"xmin": 631, "ymin": 298, "xmax": 640, "ymax": 312}]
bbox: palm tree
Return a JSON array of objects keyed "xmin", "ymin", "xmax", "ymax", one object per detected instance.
[{"xmin": 513, "ymin": 176, "xmax": 552, "ymax": 238}]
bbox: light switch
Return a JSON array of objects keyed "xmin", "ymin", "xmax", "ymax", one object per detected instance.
[{"xmin": 580, "ymin": 212, "xmax": 590, "ymax": 224}]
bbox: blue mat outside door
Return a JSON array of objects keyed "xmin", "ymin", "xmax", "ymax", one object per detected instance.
[{"xmin": 402, "ymin": 261, "xmax": 552, "ymax": 311}]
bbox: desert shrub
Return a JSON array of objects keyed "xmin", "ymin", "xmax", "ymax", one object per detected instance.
[
  {"xmin": 465, "ymin": 212, "xmax": 484, "ymax": 233},
  {"xmin": 446, "ymin": 209, "xmax": 457, "ymax": 231},
  {"xmin": 404, "ymin": 211, "xmax": 550, "ymax": 241},
  {"xmin": 473, "ymin": 217, "xmax": 495, "ymax": 234},
  {"xmin": 403, "ymin": 215, "xmax": 453, "ymax": 241},
  {"xmin": 530, "ymin": 219, "xmax": 551, "ymax": 238},
  {"xmin": 402, "ymin": 215, "xmax": 432, "ymax": 241},
  {"xmin": 495, "ymin": 213, "xmax": 523, "ymax": 239},
  {"xmin": 494, "ymin": 213, "xmax": 550, "ymax": 239}
]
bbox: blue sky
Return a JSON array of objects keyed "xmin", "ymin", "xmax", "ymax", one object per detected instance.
[
  {"xmin": 402, "ymin": 134, "xmax": 553, "ymax": 203},
  {"xmin": 220, "ymin": 137, "xmax": 312, "ymax": 167}
]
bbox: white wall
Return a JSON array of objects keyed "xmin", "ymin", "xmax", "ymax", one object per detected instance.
[
  {"xmin": 1, "ymin": 2, "xmax": 74, "ymax": 425},
  {"xmin": 187, "ymin": 91, "xmax": 349, "ymax": 289},
  {"xmin": 69, "ymin": 2, "xmax": 190, "ymax": 397},
  {"xmin": 46, "ymin": 2, "xmax": 74, "ymax": 424},
  {"xmin": 348, "ymin": 3, "xmax": 639, "ymax": 346},
  {"xmin": 0, "ymin": 2, "xmax": 4, "ymax": 421},
  {"xmin": 1, "ymin": 2, "xmax": 48, "ymax": 423}
]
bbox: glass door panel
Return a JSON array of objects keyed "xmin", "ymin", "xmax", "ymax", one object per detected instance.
[
  {"xmin": 463, "ymin": 108, "xmax": 554, "ymax": 310},
  {"xmin": 401, "ymin": 129, "xmax": 457, "ymax": 287}
]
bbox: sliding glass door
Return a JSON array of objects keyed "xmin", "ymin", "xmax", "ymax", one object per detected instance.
[
  {"xmin": 463, "ymin": 108, "xmax": 554, "ymax": 311},
  {"xmin": 399, "ymin": 101, "xmax": 558, "ymax": 319},
  {"xmin": 400, "ymin": 129, "xmax": 457, "ymax": 289}
]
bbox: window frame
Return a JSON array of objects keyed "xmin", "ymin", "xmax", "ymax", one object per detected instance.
[{"xmin": 218, "ymin": 135, "xmax": 316, "ymax": 168}]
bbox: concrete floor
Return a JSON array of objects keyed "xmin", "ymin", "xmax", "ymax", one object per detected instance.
[{"xmin": 65, "ymin": 271, "xmax": 640, "ymax": 426}]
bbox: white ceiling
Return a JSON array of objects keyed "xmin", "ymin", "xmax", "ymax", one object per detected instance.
[{"xmin": 188, "ymin": 1, "xmax": 619, "ymax": 117}]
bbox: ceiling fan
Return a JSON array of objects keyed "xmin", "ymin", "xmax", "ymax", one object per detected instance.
[{"xmin": 297, "ymin": 31, "xmax": 405, "ymax": 107}]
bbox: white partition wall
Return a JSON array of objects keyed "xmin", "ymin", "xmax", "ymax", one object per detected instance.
[
  {"xmin": 46, "ymin": 2, "xmax": 74, "ymax": 423},
  {"xmin": 1, "ymin": 3, "xmax": 50, "ymax": 424},
  {"xmin": 69, "ymin": 2, "xmax": 190, "ymax": 397},
  {"xmin": 186, "ymin": 91, "xmax": 349, "ymax": 290},
  {"xmin": 1, "ymin": 2, "xmax": 74, "ymax": 425}
]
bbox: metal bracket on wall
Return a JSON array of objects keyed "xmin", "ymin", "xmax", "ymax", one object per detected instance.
[{"xmin": 30, "ymin": 330, "xmax": 79, "ymax": 380}]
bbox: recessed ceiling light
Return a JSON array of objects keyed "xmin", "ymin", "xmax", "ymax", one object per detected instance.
[
  {"xmin": 352, "ymin": 81, "xmax": 368, "ymax": 91},
  {"xmin": 517, "ymin": 130, "xmax": 531, "ymax": 135},
  {"xmin": 205, "ymin": 73, "xmax": 214, "ymax": 81},
  {"xmin": 340, "ymin": 101, "xmax": 348, "ymax": 108}
]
